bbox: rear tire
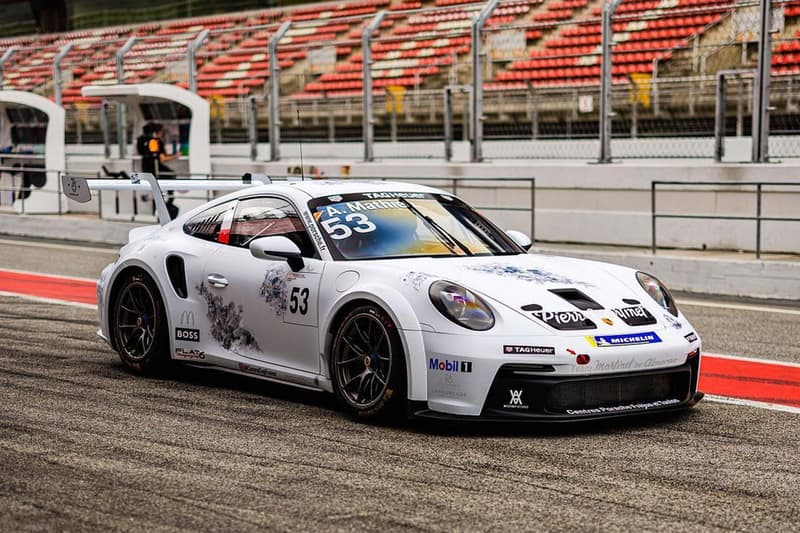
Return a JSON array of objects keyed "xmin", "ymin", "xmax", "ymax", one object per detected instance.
[
  {"xmin": 330, "ymin": 304, "xmax": 407, "ymax": 420},
  {"xmin": 111, "ymin": 271, "xmax": 169, "ymax": 374}
]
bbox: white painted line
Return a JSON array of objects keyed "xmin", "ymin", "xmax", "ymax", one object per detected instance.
[
  {"xmin": 678, "ymin": 298, "xmax": 800, "ymax": 316},
  {"xmin": 0, "ymin": 290, "xmax": 97, "ymax": 310},
  {"xmin": 0, "ymin": 266, "xmax": 98, "ymax": 283},
  {"xmin": 703, "ymin": 352, "xmax": 800, "ymax": 369},
  {"xmin": 705, "ymin": 395, "xmax": 800, "ymax": 415},
  {"xmin": 0, "ymin": 237, "xmax": 117, "ymax": 254}
]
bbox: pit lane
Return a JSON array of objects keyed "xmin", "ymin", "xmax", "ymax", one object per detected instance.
[{"xmin": 1, "ymin": 239, "xmax": 798, "ymax": 530}]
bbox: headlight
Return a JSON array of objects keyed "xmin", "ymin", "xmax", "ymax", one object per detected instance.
[
  {"xmin": 429, "ymin": 281, "xmax": 495, "ymax": 331},
  {"xmin": 636, "ymin": 271, "xmax": 678, "ymax": 317}
]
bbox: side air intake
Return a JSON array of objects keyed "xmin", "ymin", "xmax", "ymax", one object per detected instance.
[{"xmin": 166, "ymin": 255, "xmax": 187, "ymax": 299}]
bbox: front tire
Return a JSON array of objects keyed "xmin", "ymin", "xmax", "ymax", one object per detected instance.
[
  {"xmin": 331, "ymin": 304, "xmax": 406, "ymax": 420},
  {"xmin": 111, "ymin": 271, "xmax": 169, "ymax": 374}
]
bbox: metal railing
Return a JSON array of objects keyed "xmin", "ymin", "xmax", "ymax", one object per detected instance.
[
  {"xmin": 651, "ymin": 180, "xmax": 800, "ymax": 258},
  {"xmin": 1, "ymin": 168, "xmax": 537, "ymax": 240}
]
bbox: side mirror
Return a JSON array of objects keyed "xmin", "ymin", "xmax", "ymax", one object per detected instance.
[
  {"xmin": 506, "ymin": 229, "xmax": 532, "ymax": 251},
  {"xmin": 249, "ymin": 236, "xmax": 305, "ymax": 271}
]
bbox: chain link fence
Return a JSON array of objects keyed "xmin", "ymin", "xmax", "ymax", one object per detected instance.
[{"xmin": 4, "ymin": 0, "xmax": 797, "ymax": 162}]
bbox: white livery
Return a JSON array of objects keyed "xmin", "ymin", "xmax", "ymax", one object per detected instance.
[{"xmin": 86, "ymin": 177, "xmax": 703, "ymax": 421}]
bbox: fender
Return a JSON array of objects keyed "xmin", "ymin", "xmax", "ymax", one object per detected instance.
[
  {"xmin": 104, "ymin": 257, "xmax": 176, "ymax": 355},
  {"xmin": 322, "ymin": 284, "xmax": 428, "ymax": 402}
]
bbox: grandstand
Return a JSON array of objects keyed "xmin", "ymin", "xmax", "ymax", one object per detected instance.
[{"xmin": 0, "ymin": 0, "xmax": 798, "ymax": 146}]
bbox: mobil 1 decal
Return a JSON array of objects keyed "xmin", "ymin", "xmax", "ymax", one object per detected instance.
[{"xmin": 282, "ymin": 272, "xmax": 321, "ymax": 327}]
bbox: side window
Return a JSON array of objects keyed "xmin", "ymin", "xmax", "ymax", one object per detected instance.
[
  {"xmin": 183, "ymin": 201, "xmax": 234, "ymax": 243},
  {"xmin": 229, "ymin": 197, "xmax": 317, "ymax": 257}
]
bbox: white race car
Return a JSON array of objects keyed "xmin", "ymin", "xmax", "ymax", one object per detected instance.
[{"xmin": 82, "ymin": 176, "xmax": 703, "ymax": 421}]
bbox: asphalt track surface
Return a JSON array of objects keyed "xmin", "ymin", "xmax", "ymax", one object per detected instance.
[{"xmin": 1, "ymin": 239, "xmax": 799, "ymax": 531}]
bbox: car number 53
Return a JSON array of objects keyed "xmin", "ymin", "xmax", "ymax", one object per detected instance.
[{"xmin": 321, "ymin": 213, "xmax": 376, "ymax": 240}]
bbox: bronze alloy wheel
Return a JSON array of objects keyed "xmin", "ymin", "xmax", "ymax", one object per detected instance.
[{"xmin": 331, "ymin": 305, "xmax": 406, "ymax": 418}]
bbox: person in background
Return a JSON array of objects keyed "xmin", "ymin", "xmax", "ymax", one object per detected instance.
[
  {"xmin": 136, "ymin": 122, "xmax": 153, "ymax": 162},
  {"xmin": 143, "ymin": 123, "xmax": 180, "ymax": 219}
]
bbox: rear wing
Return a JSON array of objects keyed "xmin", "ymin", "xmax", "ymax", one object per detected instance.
[{"xmin": 61, "ymin": 172, "xmax": 271, "ymax": 226}]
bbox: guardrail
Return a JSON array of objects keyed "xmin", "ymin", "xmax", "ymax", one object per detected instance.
[{"xmin": 651, "ymin": 180, "xmax": 800, "ymax": 259}]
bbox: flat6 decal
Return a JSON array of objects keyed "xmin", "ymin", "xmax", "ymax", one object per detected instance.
[{"xmin": 283, "ymin": 272, "xmax": 320, "ymax": 327}]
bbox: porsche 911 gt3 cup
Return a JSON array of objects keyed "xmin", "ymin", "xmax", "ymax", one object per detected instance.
[{"xmin": 67, "ymin": 174, "xmax": 703, "ymax": 421}]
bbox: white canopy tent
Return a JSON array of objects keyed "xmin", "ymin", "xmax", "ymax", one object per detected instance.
[
  {"xmin": 0, "ymin": 90, "xmax": 66, "ymax": 214},
  {"xmin": 82, "ymin": 83, "xmax": 211, "ymax": 178}
]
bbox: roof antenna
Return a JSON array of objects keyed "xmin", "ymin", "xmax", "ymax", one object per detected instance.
[{"xmin": 296, "ymin": 109, "xmax": 305, "ymax": 181}]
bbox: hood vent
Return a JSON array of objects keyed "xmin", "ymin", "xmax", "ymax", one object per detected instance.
[{"xmin": 549, "ymin": 288, "xmax": 604, "ymax": 310}]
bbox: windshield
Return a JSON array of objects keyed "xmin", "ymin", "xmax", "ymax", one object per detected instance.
[{"xmin": 308, "ymin": 192, "xmax": 522, "ymax": 260}]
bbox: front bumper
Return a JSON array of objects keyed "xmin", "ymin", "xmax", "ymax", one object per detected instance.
[
  {"xmin": 417, "ymin": 352, "xmax": 702, "ymax": 421},
  {"xmin": 412, "ymin": 391, "xmax": 703, "ymax": 422}
]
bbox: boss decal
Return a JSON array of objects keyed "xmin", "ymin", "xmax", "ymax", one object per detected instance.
[
  {"xmin": 175, "ymin": 327, "xmax": 200, "ymax": 342},
  {"xmin": 585, "ymin": 332, "xmax": 662, "ymax": 348},
  {"xmin": 530, "ymin": 310, "xmax": 596, "ymax": 330},
  {"xmin": 611, "ymin": 306, "xmax": 657, "ymax": 326},
  {"xmin": 504, "ymin": 345, "xmax": 555, "ymax": 355},
  {"xmin": 684, "ymin": 331, "xmax": 698, "ymax": 343}
]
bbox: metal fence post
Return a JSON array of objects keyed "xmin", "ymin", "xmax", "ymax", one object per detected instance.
[
  {"xmin": 651, "ymin": 181, "xmax": 657, "ymax": 254},
  {"xmin": 714, "ymin": 71, "xmax": 727, "ymax": 163},
  {"xmin": 101, "ymin": 102, "xmax": 111, "ymax": 159},
  {"xmin": 53, "ymin": 43, "xmax": 73, "ymax": 107},
  {"xmin": 0, "ymin": 46, "xmax": 18, "ymax": 89},
  {"xmin": 628, "ymin": 76, "xmax": 638, "ymax": 139},
  {"xmin": 269, "ymin": 21, "xmax": 291, "ymax": 161},
  {"xmin": 328, "ymin": 105, "xmax": 335, "ymax": 143},
  {"xmin": 443, "ymin": 87, "xmax": 453, "ymax": 161},
  {"xmin": 752, "ymin": 0, "xmax": 773, "ymax": 163},
  {"xmin": 362, "ymin": 11, "xmax": 387, "ymax": 162},
  {"xmin": 57, "ymin": 171, "xmax": 63, "ymax": 216},
  {"xmin": 116, "ymin": 37, "xmax": 137, "ymax": 159},
  {"xmin": 716, "ymin": 69, "xmax": 754, "ymax": 162},
  {"xmin": 756, "ymin": 183, "xmax": 762, "ymax": 259},
  {"xmin": 599, "ymin": 0, "xmax": 624, "ymax": 163},
  {"xmin": 248, "ymin": 96, "xmax": 258, "ymax": 161},
  {"xmin": 737, "ymin": 76, "xmax": 745, "ymax": 137},
  {"xmin": 75, "ymin": 104, "xmax": 83, "ymax": 144},
  {"xmin": 527, "ymin": 82, "xmax": 539, "ymax": 140},
  {"xmin": 390, "ymin": 93, "xmax": 398, "ymax": 143},
  {"xmin": 470, "ymin": 0, "xmax": 499, "ymax": 163},
  {"xmin": 651, "ymin": 58, "xmax": 660, "ymax": 116},
  {"xmin": 188, "ymin": 29, "xmax": 209, "ymax": 93},
  {"xmin": 530, "ymin": 178, "xmax": 536, "ymax": 244}
]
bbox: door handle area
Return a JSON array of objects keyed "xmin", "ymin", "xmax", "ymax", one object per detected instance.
[{"xmin": 207, "ymin": 273, "xmax": 229, "ymax": 288}]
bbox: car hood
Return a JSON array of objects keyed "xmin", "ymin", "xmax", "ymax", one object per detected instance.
[{"xmin": 371, "ymin": 253, "xmax": 670, "ymax": 333}]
